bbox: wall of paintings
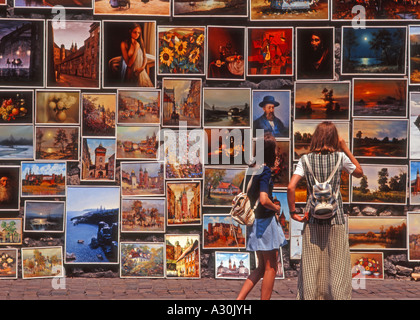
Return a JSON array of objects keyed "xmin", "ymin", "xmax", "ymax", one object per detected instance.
[{"xmin": 0, "ymin": 0, "xmax": 420, "ymax": 280}]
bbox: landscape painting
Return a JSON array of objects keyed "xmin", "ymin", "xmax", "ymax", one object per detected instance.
[
  {"xmin": 351, "ymin": 252, "xmax": 384, "ymax": 280},
  {"xmin": 116, "ymin": 125, "xmax": 159, "ymax": 160},
  {"xmin": 165, "ymin": 234, "xmax": 200, "ymax": 278},
  {"xmin": 0, "ymin": 218, "xmax": 22, "ymax": 245},
  {"xmin": 351, "ymin": 164, "xmax": 408, "ymax": 205},
  {"xmin": 0, "ymin": 125, "xmax": 33, "ymax": 160},
  {"xmin": 65, "ymin": 186, "xmax": 120, "ymax": 264},
  {"xmin": 120, "ymin": 242, "xmax": 165, "ymax": 279},
  {"xmin": 120, "ymin": 161, "xmax": 165, "ymax": 197},
  {"xmin": 21, "ymin": 162, "xmax": 66, "ymax": 197},
  {"xmin": 117, "ymin": 90, "xmax": 160, "ymax": 125},
  {"xmin": 173, "ymin": 0, "xmax": 247, "ymax": 17},
  {"xmin": 410, "ymin": 92, "xmax": 420, "ymax": 159},
  {"xmin": 82, "ymin": 93, "xmax": 116, "ymax": 137},
  {"xmin": 352, "ymin": 119, "xmax": 408, "ymax": 159},
  {"xmin": 35, "ymin": 90, "xmax": 80, "ymax": 125},
  {"xmin": 24, "ymin": 201, "xmax": 65, "ymax": 233},
  {"xmin": 121, "ymin": 198, "xmax": 165, "ymax": 233},
  {"xmin": 21, "ymin": 247, "xmax": 64, "ymax": 279},
  {"xmin": 166, "ymin": 181, "xmax": 201, "ymax": 226},
  {"xmin": 35, "ymin": 126, "xmax": 80, "ymax": 161},
  {"xmin": 15, "ymin": 0, "xmax": 92, "ymax": 8},
  {"xmin": 81, "ymin": 138, "xmax": 116, "ymax": 182},
  {"xmin": 94, "ymin": 0, "xmax": 169, "ymax": 16},
  {"xmin": 341, "ymin": 26, "xmax": 406, "ymax": 75},
  {"xmin": 348, "ymin": 217, "xmax": 407, "ymax": 250},
  {"xmin": 410, "ymin": 161, "xmax": 420, "ymax": 205},
  {"xmin": 0, "ymin": 249, "xmax": 17, "ymax": 279},
  {"xmin": 215, "ymin": 251, "xmax": 250, "ymax": 280},
  {"xmin": 408, "ymin": 212, "xmax": 420, "ymax": 261},
  {"xmin": 203, "ymin": 214, "xmax": 246, "ymax": 249},
  {"xmin": 0, "ymin": 166, "xmax": 20, "ymax": 211},
  {"xmin": 409, "ymin": 25, "xmax": 420, "ymax": 85},
  {"xmin": 272, "ymin": 191, "xmax": 290, "ymax": 240},
  {"xmin": 0, "ymin": 90, "xmax": 33, "ymax": 124}
]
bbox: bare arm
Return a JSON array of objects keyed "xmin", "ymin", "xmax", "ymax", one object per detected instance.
[
  {"xmin": 259, "ymin": 192, "xmax": 280, "ymax": 213},
  {"xmin": 287, "ymin": 174, "xmax": 308, "ymax": 222},
  {"xmin": 339, "ymin": 137, "xmax": 363, "ymax": 178},
  {"xmin": 121, "ymin": 41, "xmax": 138, "ymax": 68}
]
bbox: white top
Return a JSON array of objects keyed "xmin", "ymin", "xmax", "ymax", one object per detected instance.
[{"xmin": 293, "ymin": 152, "xmax": 356, "ymax": 177}]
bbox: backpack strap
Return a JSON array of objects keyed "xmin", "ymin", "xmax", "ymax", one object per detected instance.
[{"xmin": 243, "ymin": 165, "xmax": 262, "ymax": 210}]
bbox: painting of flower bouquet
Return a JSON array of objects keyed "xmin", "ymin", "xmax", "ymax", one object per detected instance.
[
  {"xmin": 351, "ymin": 252, "xmax": 384, "ymax": 280},
  {"xmin": 0, "ymin": 249, "xmax": 17, "ymax": 279},
  {"xmin": 158, "ymin": 27, "xmax": 205, "ymax": 75}
]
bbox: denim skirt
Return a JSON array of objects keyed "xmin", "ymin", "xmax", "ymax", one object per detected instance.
[{"xmin": 246, "ymin": 215, "xmax": 287, "ymax": 251}]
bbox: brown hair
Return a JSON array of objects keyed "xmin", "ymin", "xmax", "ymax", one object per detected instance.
[
  {"xmin": 309, "ymin": 121, "xmax": 339, "ymax": 154},
  {"xmin": 263, "ymin": 132, "xmax": 278, "ymax": 167}
]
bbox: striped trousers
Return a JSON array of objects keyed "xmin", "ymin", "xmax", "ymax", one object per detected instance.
[{"xmin": 296, "ymin": 223, "xmax": 352, "ymax": 300}]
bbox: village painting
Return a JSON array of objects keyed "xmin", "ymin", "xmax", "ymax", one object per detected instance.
[
  {"xmin": 35, "ymin": 126, "xmax": 80, "ymax": 161},
  {"xmin": 166, "ymin": 181, "xmax": 201, "ymax": 226},
  {"xmin": 202, "ymin": 214, "xmax": 246, "ymax": 249},
  {"xmin": 21, "ymin": 162, "xmax": 66, "ymax": 197},
  {"xmin": 24, "ymin": 200, "xmax": 65, "ymax": 233},
  {"xmin": 81, "ymin": 138, "xmax": 116, "ymax": 182},
  {"xmin": 35, "ymin": 90, "xmax": 80, "ymax": 125},
  {"xmin": 410, "ymin": 92, "xmax": 420, "ymax": 159},
  {"xmin": 121, "ymin": 198, "xmax": 165, "ymax": 233},
  {"xmin": 0, "ymin": 90, "xmax": 33, "ymax": 124},
  {"xmin": 165, "ymin": 234, "xmax": 200, "ymax": 278},
  {"xmin": 120, "ymin": 161, "xmax": 165, "ymax": 197},
  {"xmin": 118, "ymin": 90, "xmax": 160, "ymax": 125},
  {"xmin": 215, "ymin": 251, "xmax": 250, "ymax": 279},
  {"xmin": 0, "ymin": 166, "xmax": 20, "ymax": 211},
  {"xmin": 120, "ymin": 242, "xmax": 165, "ymax": 278},
  {"xmin": 116, "ymin": 125, "xmax": 159, "ymax": 160},
  {"xmin": 411, "ymin": 161, "xmax": 420, "ymax": 205},
  {"xmin": 21, "ymin": 246, "xmax": 64, "ymax": 279},
  {"xmin": 82, "ymin": 93, "xmax": 116, "ymax": 137},
  {"xmin": 0, "ymin": 218, "xmax": 22, "ymax": 245},
  {"xmin": 408, "ymin": 212, "xmax": 420, "ymax": 262},
  {"xmin": 351, "ymin": 252, "xmax": 384, "ymax": 280},
  {"xmin": 0, "ymin": 249, "xmax": 17, "ymax": 279},
  {"xmin": 0, "ymin": 125, "xmax": 34, "ymax": 160}
]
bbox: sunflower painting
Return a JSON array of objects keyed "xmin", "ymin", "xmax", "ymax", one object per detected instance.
[{"xmin": 158, "ymin": 26, "xmax": 206, "ymax": 75}]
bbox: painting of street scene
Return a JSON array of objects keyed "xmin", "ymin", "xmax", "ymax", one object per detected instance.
[
  {"xmin": 0, "ymin": 218, "xmax": 22, "ymax": 245},
  {"xmin": 21, "ymin": 247, "xmax": 64, "ymax": 279},
  {"xmin": 0, "ymin": 249, "xmax": 17, "ymax": 279},
  {"xmin": 166, "ymin": 181, "xmax": 201, "ymax": 226},
  {"xmin": 0, "ymin": 125, "xmax": 33, "ymax": 160},
  {"xmin": 81, "ymin": 138, "xmax": 116, "ymax": 182},
  {"xmin": 121, "ymin": 198, "xmax": 165, "ymax": 233},
  {"xmin": 24, "ymin": 201, "xmax": 65, "ymax": 232},
  {"xmin": 118, "ymin": 90, "xmax": 160, "ymax": 125},
  {"xmin": 410, "ymin": 92, "xmax": 420, "ymax": 159},
  {"xmin": 21, "ymin": 162, "xmax": 66, "ymax": 197},
  {"xmin": 165, "ymin": 234, "xmax": 200, "ymax": 278},
  {"xmin": 203, "ymin": 214, "xmax": 246, "ymax": 249},
  {"xmin": 0, "ymin": 90, "xmax": 33, "ymax": 124},
  {"xmin": 36, "ymin": 90, "xmax": 80, "ymax": 125},
  {"xmin": 82, "ymin": 93, "xmax": 116, "ymax": 137},
  {"xmin": 116, "ymin": 125, "xmax": 159, "ymax": 160},
  {"xmin": 35, "ymin": 126, "xmax": 79, "ymax": 161},
  {"xmin": 120, "ymin": 242, "xmax": 165, "ymax": 278},
  {"xmin": 215, "ymin": 251, "xmax": 250, "ymax": 279},
  {"xmin": 120, "ymin": 161, "xmax": 165, "ymax": 196},
  {"xmin": 173, "ymin": 0, "xmax": 247, "ymax": 16},
  {"xmin": 408, "ymin": 213, "xmax": 420, "ymax": 261}
]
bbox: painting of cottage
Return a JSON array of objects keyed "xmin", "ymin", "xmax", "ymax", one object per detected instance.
[
  {"xmin": 203, "ymin": 214, "xmax": 246, "ymax": 249},
  {"xmin": 120, "ymin": 242, "xmax": 165, "ymax": 278},
  {"xmin": 0, "ymin": 218, "xmax": 22, "ymax": 245},
  {"xmin": 165, "ymin": 234, "xmax": 200, "ymax": 278},
  {"xmin": 21, "ymin": 246, "xmax": 64, "ymax": 279},
  {"xmin": 215, "ymin": 251, "xmax": 250, "ymax": 279}
]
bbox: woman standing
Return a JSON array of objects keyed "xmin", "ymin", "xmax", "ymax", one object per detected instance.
[
  {"xmin": 287, "ymin": 121, "xmax": 363, "ymax": 300},
  {"xmin": 237, "ymin": 132, "xmax": 287, "ymax": 300}
]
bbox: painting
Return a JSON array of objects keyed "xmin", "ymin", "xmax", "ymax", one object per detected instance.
[
  {"xmin": 120, "ymin": 242, "xmax": 165, "ymax": 278},
  {"xmin": 408, "ymin": 212, "xmax": 420, "ymax": 261},
  {"xmin": 203, "ymin": 214, "xmax": 246, "ymax": 249},
  {"xmin": 35, "ymin": 126, "xmax": 80, "ymax": 161},
  {"xmin": 203, "ymin": 88, "xmax": 250, "ymax": 128},
  {"xmin": 15, "ymin": 0, "xmax": 92, "ymax": 8},
  {"xmin": 272, "ymin": 140, "xmax": 290, "ymax": 189},
  {"xmin": 215, "ymin": 251, "xmax": 250, "ymax": 279},
  {"xmin": 348, "ymin": 217, "xmax": 407, "ymax": 250},
  {"xmin": 206, "ymin": 26, "xmax": 245, "ymax": 81},
  {"xmin": 0, "ymin": 218, "xmax": 22, "ymax": 245},
  {"xmin": 166, "ymin": 181, "xmax": 201, "ymax": 226},
  {"xmin": 21, "ymin": 162, "xmax": 66, "ymax": 197},
  {"xmin": 272, "ymin": 191, "xmax": 290, "ymax": 240},
  {"xmin": 0, "ymin": 249, "xmax": 17, "ymax": 279},
  {"xmin": 255, "ymin": 247, "xmax": 284, "ymax": 279},
  {"xmin": 82, "ymin": 93, "xmax": 116, "ymax": 137},
  {"xmin": 65, "ymin": 186, "xmax": 120, "ymax": 264},
  {"xmin": 290, "ymin": 217, "xmax": 304, "ymax": 260},
  {"xmin": 410, "ymin": 92, "xmax": 420, "ymax": 159},
  {"xmin": 0, "ymin": 19, "xmax": 44, "ymax": 87},
  {"xmin": 203, "ymin": 166, "xmax": 246, "ymax": 207},
  {"xmin": 296, "ymin": 27, "xmax": 334, "ymax": 80},
  {"xmin": 165, "ymin": 234, "xmax": 200, "ymax": 278},
  {"xmin": 341, "ymin": 26, "xmax": 406, "ymax": 75},
  {"xmin": 410, "ymin": 25, "xmax": 420, "ymax": 85},
  {"xmin": 0, "ymin": 166, "xmax": 20, "ymax": 211},
  {"xmin": 351, "ymin": 252, "xmax": 384, "ymax": 280},
  {"xmin": 81, "ymin": 137, "xmax": 116, "ymax": 182},
  {"xmin": 24, "ymin": 200, "xmax": 65, "ymax": 232},
  {"xmin": 94, "ymin": 0, "xmax": 169, "ymax": 15},
  {"xmin": 158, "ymin": 26, "xmax": 205, "ymax": 75},
  {"xmin": 121, "ymin": 198, "xmax": 166, "ymax": 233},
  {"xmin": 410, "ymin": 161, "xmax": 420, "ymax": 205},
  {"xmin": 47, "ymin": 20, "xmax": 100, "ymax": 89},
  {"xmin": 102, "ymin": 20, "xmax": 156, "ymax": 89},
  {"xmin": 0, "ymin": 125, "xmax": 33, "ymax": 160},
  {"xmin": 0, "ymin": 90, "xmax": 33, "ymax": 124},
  {"xmin": 116, "ymin": 125, "xmax": 159, "ymax": 160},
  {"xmin": 173, "ymin": 0, "xmax": 247, "ymax": 17},
  {"xmin": 35, "ymin": 90, "xmax": 80, "ymax": 125},
  {"xmin": 161, "ymin": 78, "xmax": 202, "ymax": 128},
  {"xmin": 247, "ymin": 27, "xmax": 293, "ymax": 77},
  {"xmin": 117, "ymin": 90, "xmax": 160, "ymax": 125},
  {"xmin": 252, "ymin": 90, "xmax": 290, "ymax": 139},
  {"xmin": 22, "ymin": 247, "xmax": 64, "ymax": 280},
  {"xmin": 351, "ymin": 164, "xmax": 408, "ymax": 205},
  {"xmin": 294, "ymin": 81, "xmax": 350, "ymax": 120},
  {"xmin": 120, "ymin": 161, "xmax": 165, "ymax": 197},
  {"xmin": 352, "ymin": 119, "xmax": 408, "ymax": 159},
  {"xmin": 352, "ymin": 79, "xmax": 407, "ymax": 118}
]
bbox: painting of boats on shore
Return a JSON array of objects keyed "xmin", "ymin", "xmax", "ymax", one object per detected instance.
[
  {"xmin": 215, "ymin": 251, "xmax": 250, "ymax": 279},
  {"xmin": 408, "ymin": 212, "xmax": 420, "ymax": 261},
  {"xmin": 0, "ymin": 249, "xmax": 17, "ymax": 279},
  {"xmin": 121, "ymin": 198, "xmax": 165, "ymax": 233},
  {"xmin": 203, "ymin": 214, "xmax": 246, "ymax": 249},
  {"xmin": 24, "ymin": 201, "xmax": 65, "ymax": 232},
  {"xmin": 348, "ymin": 217, "xmax": 407, "ymax": 250},
  {"xmin": 0, "ymin": 125, "xmax": 33, "ymax": 160},
  {"xmin": 65, "ymin": 186, "xmax": 120, "ymax": 264},
  {"xmin": 35, "ymin": 126, "xmax": 80, "ymax": 161},
  {"xmin": 116, "ymin": 125, "xmax": 159, "ymax": 160},
  {"xmin": 120, "ymin": 161, "xmax": 165, "ymax": 196},
  {"xmin": 165, "ymin": 234, "xmax": 200, "ymax": 278},
  {"xmin": 21, "ymin": 162, "xmax": 66, "ymax": 197},
  {"xmin": 21, "ymin": 247, "xmax": 64, "ymax": 279}
]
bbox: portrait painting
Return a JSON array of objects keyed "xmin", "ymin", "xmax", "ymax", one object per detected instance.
[
  {"xmin": 117, "ymin": 90, "xmax": 160, "ymax": 125},
  {"xmin": 120, "ymin": 242, "xmax": 165, "ymax": 278},
  {"xmin": 102, "ymin": 20, "xmax": 156, "ymax": 89},
  {"xmin": 0, "ymin": 90, "xmax": 33, "ymax": 124},
  {"xmin": 116, "ymin": 125, "xmax": 159, "ymax": 160},
  {"xmin": 215, "ymin": 251, "xmax": 250, "ymax": 280},
  {"xmin": 15, "ymin": 0, "xmax": 92, "ymax": 8},
  {"xmin": 21, "ymin": 161, "xmax": 66, "ymax": 197},
  {"xmin": 272, "ymin": 191, "xmax": 290, "ymax": 240},
  {"xmin": 206, "ymin": 26, "xmax": 245, "ymax": 81},
  {"xmin": 47, "ymin": 20, "xmax": 100, "ymax": 89},
  {"xmin": 203, "ymin": 88, "xmax": 250, "ymax": 128},
  {"xmin": 0, "ymin": 249, "xmax": 17, "ymax": 279},
  {"xmin": 203, "ymin": 214, "xmax": 246, "ymax": 249},
  {"xmin": 158, "ymin": 26, "xmax": 205, "ymax": 75},
  {"xmin": 255, "ymin": 247, "xmax": 284, "ymax": 279},
  {"xmin": 24, "ymin": 200, "xmax": 65, "ymax": 232},
  {"xmin": 82, "ymin": 93, "xmax": 116, "ymax": 137},
  {"xmin": 294, "ymin": 81, "xmax": 350, "ymax": 120},
  {"xmin": 166, "ymin": 181, "xmax": 201, "ymax": 226},
  {"xmin": 0, "ymin": 218, "xmax": 22, "ymax": 245},
  {"xmin": 81, "ymin": 137, "xmax": 116, "ymax": 182},
  {"xmin": 121, "ymin": 198, "xmax": 165, "ymax": 233},
  {"xmin": 408, "ymin": 212, "xmax": 420, "ymax": 261},
  {"xmin": 0, "ymin": 125, "xmax": 33, "ymax": 160},
  {"xmin": 410, "ymin": 161, "xmax": 420, "ymax": 205},
  {"xmin": 120, "ymin": 161, "xmax": 165, "ymax": 197},
  {"xmin": 165, "ymin": 234, "xmax": 200, "ymax": 279},
  {"xmin": 21, "ymin": 247, "xmax": 64, "ymax": 279},
  {"xmin": 296, "ymin": 27, "xmax": 334, "ymax": 80},
  {"xmin": 341, "ymin": 26, "xmax": 406, "ymax": 75},
  {"xmin": 410, "ymin": 92, "xmax": 420, "ymax": 159},
  {"xmin": 247, "ymin": 27, "xmax": 293, "ymax": 77},
  {"xmin": 35, "ymin": 126, "xmax": 80, "ymax": 161},
  {"xmin": 0, "ymin": 166, "xmax": 20, "ymax": 211},
  {"xmin": 35, "ymin": 90, "xmax": 80, "ymax": 125},
  {"xmin": 173, "ymin": 0, "xmax": 247, "ymax": 17},
  {"xmin": 351, "ymin": 252, "xmax": 384, "ymax": 280},
  {"xmin": 94, "ymin": 0, "xmax": 169, "ymax": 16}
]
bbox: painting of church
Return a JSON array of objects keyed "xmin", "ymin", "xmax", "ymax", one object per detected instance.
[
  {"xmin": 120, "ymin": 162, "xmax": 165, "ymax": 196},
  {"xmin": 411, "ymin": 161, "xmax": 420, "ymax": 204},
  {"xmin": 215, "ymin": 251, "xmax": 250, "ymax": 279},
  {"xmin": 81, "ymin": 138, "xmax": 116, "ymax": 181}
]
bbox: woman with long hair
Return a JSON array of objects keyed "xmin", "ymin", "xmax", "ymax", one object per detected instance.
[{"xmin": 287, "ymin": 121, "xmax": 363, "ymax": 300}]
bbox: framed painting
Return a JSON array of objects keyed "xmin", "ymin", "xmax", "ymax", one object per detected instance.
[
  {"xmin": 0, "ymin": 249, "xmax": 18, "ymax": 279},
  {"xmin": 0, "ymin": 166, "xmax": 20, "ymax": 211},
  {"xmin": 117, "ymin": 89, "xmax": 160, "ymax": 125},
  {"xmin": 290, "ymin": 217, "xmax": 304, "ymax": 260},
  {"xmin": 120, "ymin": 242, "xmax": 165, "ymax": 278},
  {"xmin": 341, "ymin": 26, "xmax": 407, "ymax": 76},
  {"xmin": 166, "ymin": 181, "xmax": 201, "ymax": 226},
  {"xmin": 202, "ymin": 214, "xmax": 246, "ymax": 250},
  {"xmin": 0, "ymin": 125, "xmax": 33, "ymax": 160},
  {"xmin": 409, "ymin": 25, "xmax": 420, "ymax": 85},
  {"xmin": 172, "ymin": 0, "xmax": 247, "ymax": 17},
  {"xmin": 21, "ymin": 246, "xmax": 64, "ymax": 279},
  {"xmin": 410, "ymin": 161, "xmax": 420, "ymax": 205},
  {"xmin": 351, "ymin": 252, "xmax": 384, "ymax": 280},
  {"xmin": 120, "ymin": 161, "xmax": 165, "ymax": 197},
  {"xmin": 21, "ymin": 161, "xmax": 66, "ymax": 197},
  {"xmin": 272, "ymin": 191, "xmax": 290, "ymax": 240},
  {"xmin": 24, "ymin": 200, "xmax": 65, "ymax": 233},
  {"xmin": 35, "ymin": 126, "xmax": 80, "ymax": 161},
  {"xmin": 255, "ymin": 247, "xmax": 284, "ymax": 279},
  {"xmin": 81, "ymin": 137, "xmax": 116, "ymax": 182},
  {"xmin": 94, "ymin": 0, "xmax": 169, "ymax": 16},
  {"xmin": 82, "ymin": 93, "xmax": 116, "ymax": 137},
  {"xmin": 116, "ymin": 125, "xmax": 159, "ymax": 160},
  {"xmin": 121, "ymin": 198, "xmax": 166, "ymax": 233},
  {"xmin": 410, "ymin": 92, "xmax": 420, "ymax": 159},
  {"xmin": 165, "ymin": 234, "xmax": 200, "ymax": 279},
  {"xmin": 408, "ymin": 212, "xmax": 420, "ymax": 262},
  {"xmin": 352, "ymin": 119, "xmax": 408, "ymax": 159},
  {"xmin": 0, "ymin": 90, "xmax": 33, "ymax": 124},
  {"xmin": 35, "ymin": 90, "xmax": 80, "ymax": 125},
  {"xmin": 294, "ymin": 81, "xmax": 350, "ymax": 120},
  {"xmin": 203, "ymin": 88, "xmax": 251, "ymax": 128},
  {"xmin": 15, "ymin": 0, "xmax": 92, "ymax": 9},
  {"xmin": 0, "ymin": 218, "xmax": 22, "ymax": 245},
  {"xmin": 215, "ymin": 251, "xmax": 250, "ymax": 280},
  {"xmin": 272, "ymin": 140, "xmax": 290, "ymax": 189},
  {"xmin": 351, "ymin": 164, "xmax": 408, "ymax": 205},
  {"xmin": 102, "ymin": 20, "xmax": 156, "ymax": 89}
]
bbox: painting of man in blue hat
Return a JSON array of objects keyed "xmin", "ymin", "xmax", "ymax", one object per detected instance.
[{"xmin": 253, "ymin": 93, "xmax": 289, "ymax": 138}]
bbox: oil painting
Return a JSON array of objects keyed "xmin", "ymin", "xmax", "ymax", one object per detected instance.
[
  {"xmin": 117, "ymin": 90, "xmax": 160, "ymax": 125},
  {"xmin": 120, "ymin": 161, "xmax": 165, "ymax": 197},
  {"xmin": 0, "ymin": 90, "xmax": 33, "ymax": 124},
  {"xmin": 21, "ymin": 162, "xmax": 66, "ymax": 197},
  {"xmin": 408, "ymin": 212, "xmax": 420, "ymax": 262},
  {"xmin": 203, "ymin": 214, "xmax": 246, "ymax": 249},
  {"xmin": 24, "ymin": 200, "xmax": 65, "ymax": 232},
  {"xmin": 36, "ymin": 90, "xmax": 80, "ymax": 125},
  {"xmin": 410, "ymin": 92, "xmax": 420, "ymax": 159},
  {"xmin": 0, "ymin": 166, "xmax": 20, "ymax": 211},
  {"xmin": 35, "ymin": 126, "xmax": 80, "ymax": 161},
  {"xmin": 120, "ymin": 242, "xmax": 165, "ymax": 278},
  {"xmin": 165, "ymin": 234, "xmax": 200, "ymax": 278},
  {"xmin": 94, "ymin": 0, "xmax": 169, "ymax": 16},
  {"xmin": 0, "ymin": 249, "xmax": 17, "ymax": 279},
  {"xmin": 0, "ymin": 218, "xmax": 22, "ymax": 245},
  {"xmin": 21, "ymin": 246, "xmax": 64, "ymax": 279},
  {"xmin": 166, "ymin": 181, "xmax": 201, "ymax": 226},
  {"xmin": 351, "ymin": 252, "xmax": 384, "ymax": 280},
  {"xmin": 121, "ymin": 198, "xmax": 165, "ymax": 233},
  {"xmin": 173, "ymin": 0, "xmax": 247, "ymax": 17},
  {"xmin": 215, "ymin": 251, "xmax": 250, "ymax": 279},
  {"xmin": 82, "ymin": 93, "xmax": 116, "ymax": 137},
  {"xmin": 0, "ymin": 125, "xmax": 34, "ymax": 160},
  {"xmin": 81, "ymin": 137, "xmax": 116, "ymax": 182},
  {"xmin": 116, "ymin": 125, "xmax": 159, "ymax": 160}
]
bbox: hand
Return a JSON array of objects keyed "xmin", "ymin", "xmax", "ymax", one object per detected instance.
[{"xmin": 291, "ymin": 211, "xmax": 309, "ymax": 223}]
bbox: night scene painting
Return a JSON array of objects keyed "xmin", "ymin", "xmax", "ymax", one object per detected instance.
[
  {"xmin": 24, "ymin": 201, "xmax": 65, "ymax": 232},
  {"xmin": 294, "ymin": 81, "xmax": 350, "ymax": 120},
  {"xmin": 215, "ymin": 251, "xmax": 250, "ymax": 280},
  {"xmin": 21, "ymin": 247, "xmax": 64, "ymax": 279},
  {"xmin": 116, "ymin": 125, "xmax": 159, "ymax": 160},
  {"xmin": 120, "ymin": 242, "xmax": 165, "ymax": 278},
  {"xmin": 21, "ymin": 162, "xmax": 66, "ymax": 197},
  {"xmin": 408, "ymin": 212, "xmax": 420, "ymax": 261},
  {"xmin": 341, "ymin": 26, "xmax": 406, "ymax": 75},
  {"xmin": 0, "ymin": 249, "xmax": 17, "ymax": 279},
  {"xmin": 82, "ymin": 93, "xmax": 116, "ymax": 137},
  {"xmin": 121, "ymin": 198, "xmax": 165, "ymax": 233},
  {"xmin": 409, "ymin": 26, "xmax": 420, "ymax": 85},
  {"xmin": 120, "ymin": 161, "xmax": 165, "ymax": 197},
  {"xmin": 410, "ymin": 161, "xmax": 420, "ymax": 205},
  {"xmin": 351, "ymin": 164, "xmax": 407, "ymax": 205},
  {"xmin": 65, "ymin": 186, "xmax": 120, "ymax": 264},
  {"xmin": 0, "ymin": 90, "xmax": 33, "ymax": 124},
  {"xmin": 352, "ymin": 79, "xmax": 407, "ymax": 118},
  {"xmin": 352, "ymin": 119, "xmax": 408, "ymax": 159},
  {"xmin": 173, "ymin": 0, "xmax": 247, "ymax": 17},
  {"xmin": 15, "ymin": 0, "xmax": 92, "ymax": 8},
  {"xmin": 0, "ymin": 166, "xmax": 20, "ymax": 211},
  {"xmin": 0, "ymin": 125, "xmax": 33, "ymax": 160},
  {"xmin": 36, "ymin": 90, "xmax": 80, "ymax": 125},
  {"xmin": 410, "ymin": 92, "xmax": 420, "ymax": 159},
  {"xmin": 202, "ymin": 214, "xmax": 246, "ymax": 249},
  {"xmin": 35, "ymin": 126, "xmax": 80, "ymax": 161},
  {"xmin": 118, "ymin": 90, "xmax": 160, "ymax": 125},
  {"xmin": 165, "ymin": 234, "xmax": 200, "ymax": 278}
]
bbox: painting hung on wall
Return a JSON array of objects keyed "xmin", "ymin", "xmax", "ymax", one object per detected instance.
[
  {"xmin": 81, "ymin": 137, "xmax": 116, "ymax": 182},
  {"xmin": 352, "ymin": 119, "xmax": 408, "ymax": 159},
  {"xmin": 21, "ymin": 162, "xmax": 66, "ymax": 197},
  {"xmin": 22, "ymin": 247, "xmax": 64, "ymax": 279},
  {"xmin": 35, "ymin": 90, "xmax": 80, "ymax": 125},
  {"xmin": 203, "ymin": 88, "xmax": 250, "ymax": 128},
  {"xmin": 172, "ymin": 0, "xmax": 247, "ymax": 17},
  {"xmin": 272, "ymin": 191, "xmax": 290, "ymax": 240},
  {"xmin": 351, "ymin": 252, "xmax": 384, "ymax": 280},
  {"xmin": 351, "ymin": 164, "xmax": 408, "ymax": 205},
  {"xmin": 94, "ymin": 0, "xmax": 169, "ymax": 16},
  {"xmin": 0, "ymin": 90, "xmax": 33, "ymax": 124},
  {"xmin": 0, "ymin": 19, "xmax": 44, "ymax": 88},
  {"xmin": 409, "ymin": 25, "xmax": 420, "ymax": 85},
  {"xmin": 294, "ymin": 81, "xmax": 350, "ymax": 120},
  {"xmin": 0, "ymin": 218, "xmax": 22, "ymax": 245},
  {"xmin": 0, "ymin": 125, "xmax": 33, "ymax": 160},
  {"xmin": 273, "ymin": 140, "xmax": 290, "ymax": 189},
  {"xmin": 24, "ymin": 200, "xmax": 65, "ymax": 232},
  {"xmin": 296, "ymin": 27, "xmax": 334, "ymax": 80},
  {"xmin": 0, "ymin": 249, "xmax": 17, "ymax": 279},
  {"xmin": 116, "ymin": 125, "xmax": 159, "ymax": 160},
  {"xmin": 203, "ymin": 214, "xmax": 246, "ymax": 249},
  {"xmin": 0, "ymin": 166, "xmax": 20, "ymax": 211},
  {"xmin": 35, "ymin": 126, "xmax": 80, "ymax": 161},
  {"xmin": 47, "ymin": 20, "xmax": 100, "ymax": 89},
  {"xmin": 121, "ymin": 198, "xmax": 165, "ymax": 233},
  {"xmin": 166, "ymin": 181, "xmax": 201, "ymax": 226},
  {"xmin": 408, "ymin": 212, "xmax": 420, "ymax": 262},
  {"xmin": 102, "ymin": 20, "xmax": 156, "ymax": 89},
  {"xmin": 117, "ymin": 90, "xmax": 160, "ymax": 125},
  {"xmin": 410, "ymin": 161, "xmax": 420, "ymax": 205},
  {"xmin": 215, "ymin": 251, "xmax": 250, "ymax": 280},
  {"xmin": 165, "ymin": 234, "xmax": 200, "ymax": 278},
  {"xmin": 15, "ymin": 0, "xmax": 92, "ymax": 8},
  {"xmin": 120, "ymin": 161, "xmax": 165, "ymax": 197},
  {"xmin": 247, "ymin": 27, "xmax": 293, "ymax": 77},
  {"xmin": 410, "ymin": 92, "xmax": 420, "ymax": 159},
  {"xmin": 206, "ymin": 26, "xmax": 245, "ymax": 81},
  {"xmin": 341, "ymin": 26, "xmax": 406, "ymax": 75},
  {"xmin": 158, "ymin": 26, "xmax": 205, "ymax": 75},
  {"xmin": 120, "ymin": 242, "xmax": 165, "ymax": 278},
  {"xmin": 82, "ymin": 93, "xmax": 116, "ymax": 137}
]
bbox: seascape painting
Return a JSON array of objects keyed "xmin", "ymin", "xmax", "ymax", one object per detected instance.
[
  {"xmin": 0, "ymin": 125, "xmax": 33, "ymax": 160},
  {"xmin": 120, "ymin": 242, "xmax": 165, "ymax": 278},
  {"xmin": 24, "ymin": 201, "xmax": 65, "ymax": 232}
]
